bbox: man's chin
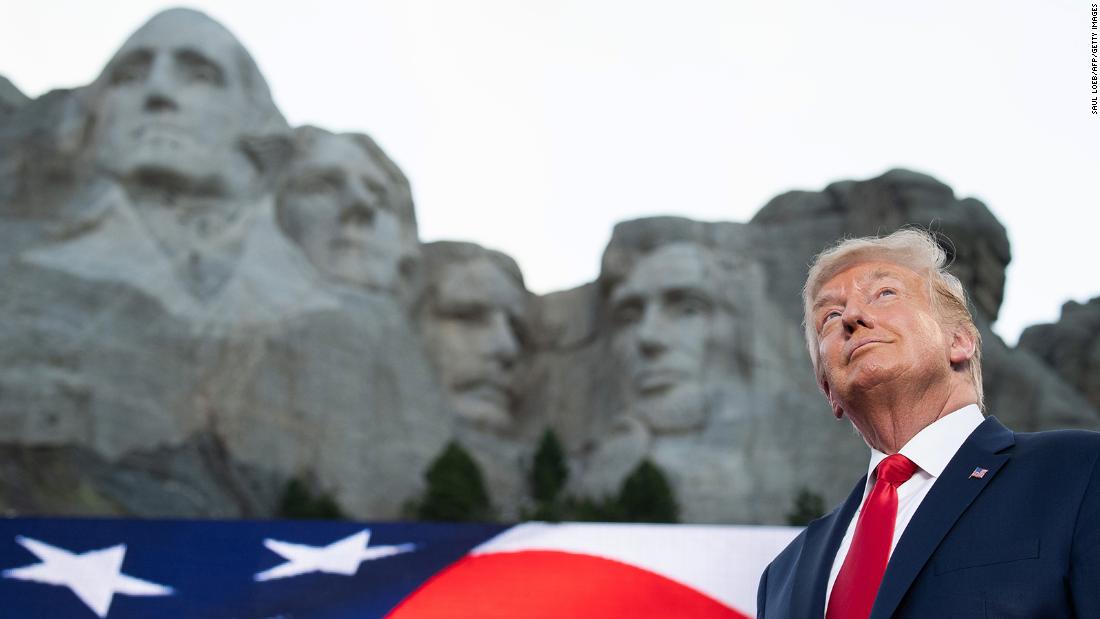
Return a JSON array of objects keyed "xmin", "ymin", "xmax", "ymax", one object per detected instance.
[
  {"xmin": 327, "ymin": 252, "xmax": 401, "ymax": 292},
  {"xmin": 100, "ymin": 150, "xmax": 226, "ymax": 192},
  {"xmin": 453, "ymin": 395, "xmax": 513, "ymax": 432},
  {"xmin": 633, "ymin": 383, "xmax": 706, "ymax": 434},
  {"xmin": 833, "ymin": 365, "xmax": 903, "ymax": 401}
]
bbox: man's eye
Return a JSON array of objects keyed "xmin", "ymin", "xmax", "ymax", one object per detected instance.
[
  {"xmin": 669, "ymin": 294, "xmax": 712, "ymax": 317},
  {"xmin": 612, "ymin": 302, "xmax": 642, "ymax": 325},
  {"xmin": 292, "ymin": 172, "xmax": 343, "ymax": 194},
  {"xmin": 879, "ymin": 288, "xmax": 897, "ymax": 298},
  {"xmin": 176, "ymin": 51, "xmax": 225, "ymax": 86},
  {"xmin": 109, "ymin": 56, "xmax": 151, "ymax": 85},
  {"xmin": 677, "ymin": 299, "xmax": 707, "ymax": 317},
  {"xmin": 364, "ymin": 179, "xmax": 389, "ymax": 208},
  {"xmin": 439, "ymin": 305, "xmax": 489, "ymax": 323},
  {"xmin": 188, "ymin": 65, "xmax": 220, "ymax": 84},
  {"xmin": 822, "ymin": 310, "xmax": 841, "ymax": 325}
]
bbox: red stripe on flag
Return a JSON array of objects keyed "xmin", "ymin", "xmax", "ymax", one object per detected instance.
[{"xmin": 386, "ymin": 550, "xmax": 749, "ymax": 619}]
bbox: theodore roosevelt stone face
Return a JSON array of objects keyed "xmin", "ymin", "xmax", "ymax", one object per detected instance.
[{"xmin": 420, "ymin": 248, "xmax": 528, "ymax": 432}]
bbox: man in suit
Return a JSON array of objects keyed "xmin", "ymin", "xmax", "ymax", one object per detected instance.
[{"xmin": 757, "ymin": 229, "xmax": 1100, "ymax": 618}]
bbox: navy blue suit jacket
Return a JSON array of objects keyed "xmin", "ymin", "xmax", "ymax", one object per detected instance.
[{"xmin": 757, "ymin": 416, "xmax": 1100, "ymax": 618}]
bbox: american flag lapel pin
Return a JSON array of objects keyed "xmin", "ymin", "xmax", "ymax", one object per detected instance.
[{"xmin": 969, "ymin": 466, "xmax": 988, "ymax": 479}]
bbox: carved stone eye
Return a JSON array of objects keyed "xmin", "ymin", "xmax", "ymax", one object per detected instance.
[
  {"xmin": 438, "ymin": 303, "xmax": 491, "ymax": 325},
  {"xmin": 109, "ymin": 52, "xmax": 151, "ymax": 85},
  {"xmin": 611, "ymin": 300, "xmax": 644, "ymax": 326},
  {"xmin": 291, "ymin": 171, "xmax": 344, "ymax": 195},
  {"xmin": 176, "ymin": 50, "xmax": 225, "ymax": 86},
  {"xmin": 667, "ymin": 290, "xmax": 713, "ymax": 318}
]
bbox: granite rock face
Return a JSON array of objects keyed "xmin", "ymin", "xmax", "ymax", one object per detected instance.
[
  {"xmin": 526, "ymin": 217, "xmax": 851, "ymax": 523},
  {"xmin": 748, "ymin": 169, "xmax": 1099, "ymax": 437},
  {"xmin": 1019, "ymin": 297, "xmax": 1100, "ymax": 411},
  {"xmin": 751, "ymin": 168, "xmax": 1010, "ymax": 324},
  {"xmin": 2, "ymin": 9, "xmax": 1097, "ymax": 525},
  {"xmin": 0, "ymin": 76, "xmax": 30, "ymax": 119},
  {"xmin": 0, "ymin": 8, "xmax": 452, "ymax": 520}
]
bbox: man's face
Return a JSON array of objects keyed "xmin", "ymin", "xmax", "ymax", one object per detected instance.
[
  {"xmin": 91, "ymin": 11, "xmax": 252, "ymax": 192},
  {"xmin": 812, "ymin": 260, "xmax": 953, "ymax": 418},
  {"xmin": 279, "ymin": 133, "xmax": 408, "ymax": 291},
  {"xmin": 422, "ymin": 258, "xmax": 527, "ymax": 430},
  {"xmin": 609, "ymin": 243, "xmax": 727, "ymax": 432}
]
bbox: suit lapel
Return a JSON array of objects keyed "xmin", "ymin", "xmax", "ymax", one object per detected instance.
[
  {"xmin": 791, "ymin": 475, "xmax": 866, "ymax": 618},
  {"xmin": 869, "ymin": 416, "xmax": 1015, "ymax": 619}
]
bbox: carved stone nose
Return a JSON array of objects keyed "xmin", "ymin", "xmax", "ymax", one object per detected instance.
[{"xmin": 144, "ymin": 93, "xmax": 178, "ymax": 112}]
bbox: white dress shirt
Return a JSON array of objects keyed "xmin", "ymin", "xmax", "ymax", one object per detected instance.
[{"xmin": 824, "ymin": 404, "xmax": 985, "ymax": 610}]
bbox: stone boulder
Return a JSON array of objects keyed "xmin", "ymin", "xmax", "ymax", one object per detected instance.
[
  {"xmin": 1018, "ymin": 297, "xmax": 1100, "ymax": 411},
  {"xmin": 0, "ymin": 8, "xmax": 454, "ymax": 520},
  {"xmin": 0, "ymin": 75, "xmax": 29, "ymax": 118},
  {"xmin": 751, "ymin": 168, "xmax": 1010, "ymax": 323},
  {"xmin": 748, "ymin": 168, "xmax": 1098, "ymax": 434},
  {"xmin": 528, "ymin": 217, "xmax": 863, "ymax": 523},
  {"xmin": 3, "ymin": 8, "xmax": 1097, "ymax": 527}
]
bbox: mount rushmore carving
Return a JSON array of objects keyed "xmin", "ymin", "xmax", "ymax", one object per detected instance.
[{"xmin": 1, "ymin": 8, "xmax": 1095, "ymax": 524}]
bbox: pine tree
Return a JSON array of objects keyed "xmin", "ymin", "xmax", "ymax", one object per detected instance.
[
  {"xmin": 530, "ymin": 429, "xmax": 569, "ymax": 504},
  {"xmin": 278, "ymin": 478, "xmax": 346, "ymax": 520},
  {"xmin": 617, "ymin": 460, "xmax": 679, "ymax": 523},
  {"xmin": 416, "ymin": 441, "xmax": 493, "ymax": 522},
  {"xmin": 786, "ymin": 487, "xmax": 826, "ymax": 526}
]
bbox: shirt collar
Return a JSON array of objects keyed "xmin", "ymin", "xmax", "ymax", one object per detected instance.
[{"xmin": 866, "ymin": 404, "xmax": 985, "ymax": 482}]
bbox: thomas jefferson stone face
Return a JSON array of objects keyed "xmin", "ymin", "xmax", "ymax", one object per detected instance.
[
  {"xmin": 278, "ymin": 132, "xmax": 409, "ymax": 291},
  {"xmin": 422, "ymin": 258, "xmax": 527, "ymax": 431},
  {"xmin": 90, "ymin": 10, "xmax": 255, "ymax": 195},
  {"xmin": 609, "ymin": 243, "xmax": 733, "ymax": 433}
]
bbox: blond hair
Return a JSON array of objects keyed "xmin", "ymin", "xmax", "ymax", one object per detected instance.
[{"xmin": 802, "ymin": 229, "xmax": 983, "ymax": 408}]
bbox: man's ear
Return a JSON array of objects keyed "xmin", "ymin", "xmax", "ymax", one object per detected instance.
[
  {"xmin": 949, "ymin": 327, "xmax": 977, "ymax": 368},
  {"xmin": 821, "ymin": 378, "xmax": 844, "ymax": 419}
]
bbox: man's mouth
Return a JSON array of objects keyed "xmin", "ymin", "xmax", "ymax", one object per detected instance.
[
  {"xmin": 455, "ymin": 379, "xmax": 514, "ymax": 407},
  {"xmin": 132, "ymin": 122, "xmax": 190, "ymax": 140},
  {"xmin": 846, "ymin": 338, "xmax": 886, "ymax": 361},
  {"xmin": 329, "ymin": 237, "xmax": 365, "ymax": 254},
  {"xmin": 634, "ymin": 368, "xmax": 688, "ymax": 394}
]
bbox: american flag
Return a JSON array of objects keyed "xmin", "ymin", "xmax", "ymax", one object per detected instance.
[
  {"xmin": 0, "ymin": 517, "xmax": 798, "ymax": 618},
  {"xmin": 969, "ymin": 467, "xmax": 989, "ymax": 479}
]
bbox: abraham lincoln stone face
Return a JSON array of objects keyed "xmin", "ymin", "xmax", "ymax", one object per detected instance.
[{"xmin": 607, "ymin": 243, "xmax": 738, "ymax": 433}]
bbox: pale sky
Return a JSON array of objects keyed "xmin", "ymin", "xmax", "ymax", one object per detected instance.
[{"xmin": 3, "ymin": 0, "xmax": 1097, "ymax": 344}]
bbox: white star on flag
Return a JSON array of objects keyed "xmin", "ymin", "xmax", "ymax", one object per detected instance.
[
  {"xmin": 254, "ymin": 528, "xmax": 415, "ymax": 582},
  {"xmin": 2, "ymin": 535, "xmax": 173, "ymax": 618}
]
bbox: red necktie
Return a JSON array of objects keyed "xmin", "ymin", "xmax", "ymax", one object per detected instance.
[{"xmin": 825, "ymin": 453, "xmax": 918, "ymax": 619}]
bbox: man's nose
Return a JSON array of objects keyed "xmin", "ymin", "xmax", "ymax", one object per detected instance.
[
  {"xmin": 143, "ymin": 56, "xmax": 179, "ymax": 112},
  {"xmin": 840, "ymin": 299, "xmax": 874, "ymax": 332},
  {"xmin": 636, "ymin": 306, "xmax": 669, "ymax": 357},
  {"xmin": 341, "ymin": 182, "xmax": 378, "ymax": 226},
  {"xmin": 485, "ymin": 311, "xmax": 519, "ymax": 368}
]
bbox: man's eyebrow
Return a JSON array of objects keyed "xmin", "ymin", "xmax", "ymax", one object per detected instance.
[
  {"xmin": 175, "ymin": 47, "xmax": 227, "ymax": 81},
  {"xmin": 113, "ymin": 49, "xmax": 152, "ymax": 64},
  {"xmin": 609, "ymin": 287, "xmax": 643, "ymax": 307},
  {"xmin": 107, "ymin": 49, "xmax": 153, "ymax": 76},
  {"xmin": 663, "ymin": 285, "xmax": 713, "ymax": 301},
  {"xmin": 813, "ymin": 268, "xmax": 905, "ymax": 310},
  {"xmin": 864, "ymin": 268, "xmax": 904, "ymax": 284},
  {"xmin": 812, "ymin": 292, "xmax": 842, "ymax": 312}
]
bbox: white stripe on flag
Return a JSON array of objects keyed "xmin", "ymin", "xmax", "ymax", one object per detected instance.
[{"xmin": 471, "ymin": 522, "xmax": 801, "ymax": 614}]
